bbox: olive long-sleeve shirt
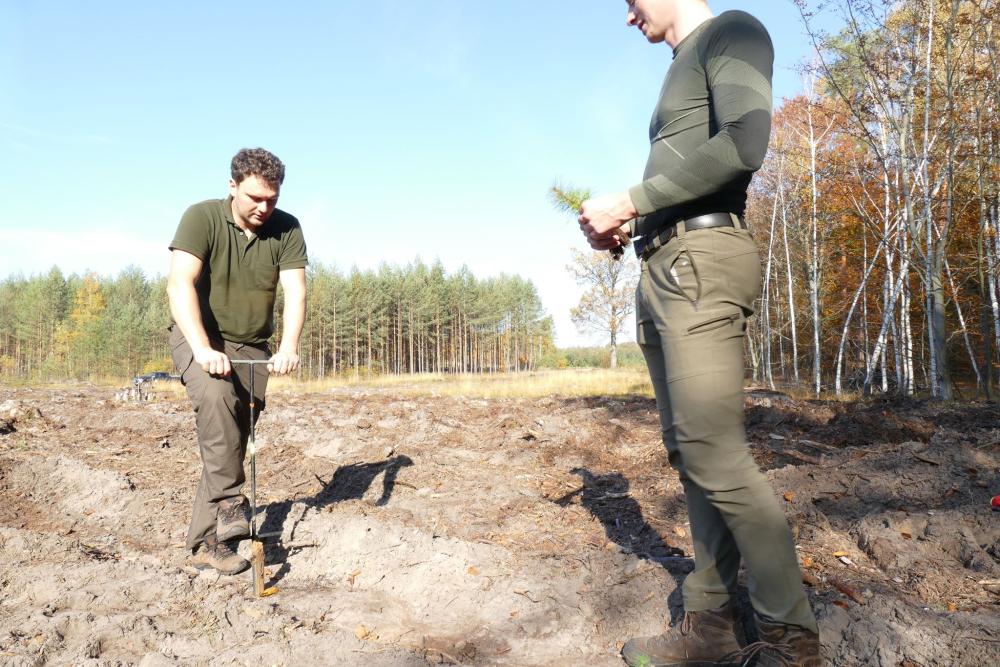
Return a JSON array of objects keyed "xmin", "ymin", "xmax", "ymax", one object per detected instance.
[{"xmin": 630, "ymin": 10, "xmax": 774, "ymax": 236}]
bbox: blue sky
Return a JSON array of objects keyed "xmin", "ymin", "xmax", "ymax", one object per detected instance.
[{"xmin": 0, "ymin": 1, "xmax": 835, "ymax": 346}]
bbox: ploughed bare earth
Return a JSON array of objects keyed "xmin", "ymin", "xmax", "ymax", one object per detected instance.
[{"xmin": 1, "ymin": 384, "xmax": 998, "ymax": 666}]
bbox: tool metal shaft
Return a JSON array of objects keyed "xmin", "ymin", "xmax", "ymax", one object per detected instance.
[{"xmin": 230, "ymin": 359, "xmax": 270, "ymax": 539}]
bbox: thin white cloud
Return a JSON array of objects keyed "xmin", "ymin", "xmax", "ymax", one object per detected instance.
[{"xmin": 0, "ymin": 228, "xmax": 167, "ymax": 279}]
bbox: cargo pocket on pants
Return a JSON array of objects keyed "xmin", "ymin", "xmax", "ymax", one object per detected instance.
[
  {"xmin": 686, "ymin": 310, "xmax": 741, "ymax": 336},
  {"xmin": 664, "ymin": 307, "xmax": 745, "ymax": 384}
]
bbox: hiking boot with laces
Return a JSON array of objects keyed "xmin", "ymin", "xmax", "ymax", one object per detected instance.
[
  {"xmin": 216, "ymin": 495, "xmax": 250, "ymax": 542},
  {"xmin": 190, "ymin": 536, "xmax": 250, "ymax": 575},
  {"xmin": 621, "ymin": 603, "xmax": 743, "ymax": 667},
  {"xmin": 741, "ymin": 616, "xmax": 823, "ymax": 667}
]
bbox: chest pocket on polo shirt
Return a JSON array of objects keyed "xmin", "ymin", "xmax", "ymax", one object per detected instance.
[{"xmin": 252, "ymin": 265, "xmax": 279, "ymax": 291}]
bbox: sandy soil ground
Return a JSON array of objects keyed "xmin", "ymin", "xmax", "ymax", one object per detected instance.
[{"xmin": 0, "ymin": 383, "xmax": 998, "ymax": 666}]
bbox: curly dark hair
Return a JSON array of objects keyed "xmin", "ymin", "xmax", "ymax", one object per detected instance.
[{"xmin": 231, "ymin": 148, "xmax": 285, "ymax": 186}]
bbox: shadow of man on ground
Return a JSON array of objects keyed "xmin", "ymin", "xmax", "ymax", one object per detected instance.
[
  {"xmin": 553, "ymin": 467, "xmax": 689, "ymax": 623},
  {"xmin": 257, "ymin": 454, "xmax": 414, "ymax": 586}
]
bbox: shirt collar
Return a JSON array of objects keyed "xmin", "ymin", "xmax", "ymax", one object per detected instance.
[
  {"xmin": 223, "ymin": 195, "xmax": 236, "ymax": 225},
  {"xmin": 672, "ymin": 16, "xmax": 714, "ymax": 58},
  {"xmin": 223, "ymin": 195, "xmax": 257, "ymax": 240}
]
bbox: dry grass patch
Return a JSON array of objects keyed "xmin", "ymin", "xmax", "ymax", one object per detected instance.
[
  {"xmin": 771, "ymin": 384, "xmax": 862, "ymax": 402},
  {"xmin": 4, "ymin": 369, "xmax": 655, "ymax": 400},
  {"xmin": 270, "ymin": 368, "xmax": 654, "ymax": 399},
  {"xmin": 1, "ymin": 376, "xmax": 146, "ymax": 390}
]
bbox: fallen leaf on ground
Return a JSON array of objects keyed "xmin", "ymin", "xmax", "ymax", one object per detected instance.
[
  {"xmin": 783, "ymin": 492, "xmax": 795, "ymax": 502},
  {"xmin": 830, "ymin": 578, "xmax": 866, "ymax": 604}
]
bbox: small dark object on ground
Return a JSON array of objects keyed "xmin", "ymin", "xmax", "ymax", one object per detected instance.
[{"xmin": 133, "ymin": 371, "xmax": 179, "ymax": 384}]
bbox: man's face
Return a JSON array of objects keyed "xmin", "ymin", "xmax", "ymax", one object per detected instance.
[
  {"xmin": 625, "ymin": 0, "xmax": 677, "ymax": 44},
  {"xmin": 229, "ymin": 175, "xmax": 280, "ymax": 230}
]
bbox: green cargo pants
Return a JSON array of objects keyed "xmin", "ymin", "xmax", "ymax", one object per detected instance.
[
  {"xmin": 636, "ymin": 221, "xmax": 817, "ymax": 632},
  {"xmin": 169, "ymin": 325, "xmax": 270, "ymax": 552}
]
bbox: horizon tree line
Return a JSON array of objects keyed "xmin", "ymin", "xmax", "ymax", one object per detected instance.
[{"xmin": 0, "ymin": 260, "xmax": 554, "ymax": 382}]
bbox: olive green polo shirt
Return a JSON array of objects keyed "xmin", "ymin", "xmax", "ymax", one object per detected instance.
[{"xmin": 169, "ymin": 197, "xmax": 308, "ymax": 345}]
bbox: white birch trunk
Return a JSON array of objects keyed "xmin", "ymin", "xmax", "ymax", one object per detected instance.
[
  {"xmin": 944, "ymin": 258, "xmax": 981, "ymax": 388},
  {"xmin": 780, "ymin": 180, "xmax": 800, "ymax": 384}
]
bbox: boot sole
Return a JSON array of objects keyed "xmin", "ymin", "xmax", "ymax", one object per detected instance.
[
  {"xmin": 191, "ymin": 559, "xmax": 251, "ymax": 576},
  {"xmin": 216, "ymin": 524, "xmax": 250, "ymax": 542}
]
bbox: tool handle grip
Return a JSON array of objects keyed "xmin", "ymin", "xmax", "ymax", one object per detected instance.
[{"xmin": 230, "ymin": 359, "xmax": 272, "ymax": 365}]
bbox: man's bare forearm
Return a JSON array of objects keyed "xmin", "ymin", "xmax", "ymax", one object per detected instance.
[
  {"xmin": 278, "ymin": 282, "xmax": 306, "ymax": 355},
  {"xmin": 167, "ymin": 281, "xmax": 213, "ymax": 353}
]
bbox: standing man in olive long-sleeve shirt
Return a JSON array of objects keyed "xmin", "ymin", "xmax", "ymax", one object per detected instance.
[
  {"xmin": 167, "ymin": 148, "xmax": 308, "ymax": 576},
  {"xmin": 578, "ymin": 2, "xmax": 821, "ymax": 666}
]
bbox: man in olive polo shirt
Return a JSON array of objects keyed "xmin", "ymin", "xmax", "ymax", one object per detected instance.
[{"xmin": 167, "ymin": 147, "xmax": 307, "ymax": 575}]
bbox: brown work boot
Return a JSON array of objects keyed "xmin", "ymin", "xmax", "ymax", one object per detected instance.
[
  {"xmin": 742, "ymin": 616, "xmax": 823, "ymax": 666},
  {"xmin": 190, "ymin": 536, "xmax": 250, "ymax": 575},
  {"xmin": 216, "ymin": 495, "xmax": 250, "ymax": 542},
  {"xmin": 621, "ymin": 603, "xmax": 743, "ymax": 667}
]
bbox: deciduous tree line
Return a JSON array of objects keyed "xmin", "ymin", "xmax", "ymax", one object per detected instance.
[
  {"xmin": 0, "ymin": 261, "xmax": 554, "ymax": 381},
  {"xmin": 746, "ymin": 0, "xmax": 1000, "ymax": 398}
]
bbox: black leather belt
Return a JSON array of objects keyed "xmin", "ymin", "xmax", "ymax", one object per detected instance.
[{"xmin": 634, "ymin": 212, "xmax": 747, "ymax": 261}]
